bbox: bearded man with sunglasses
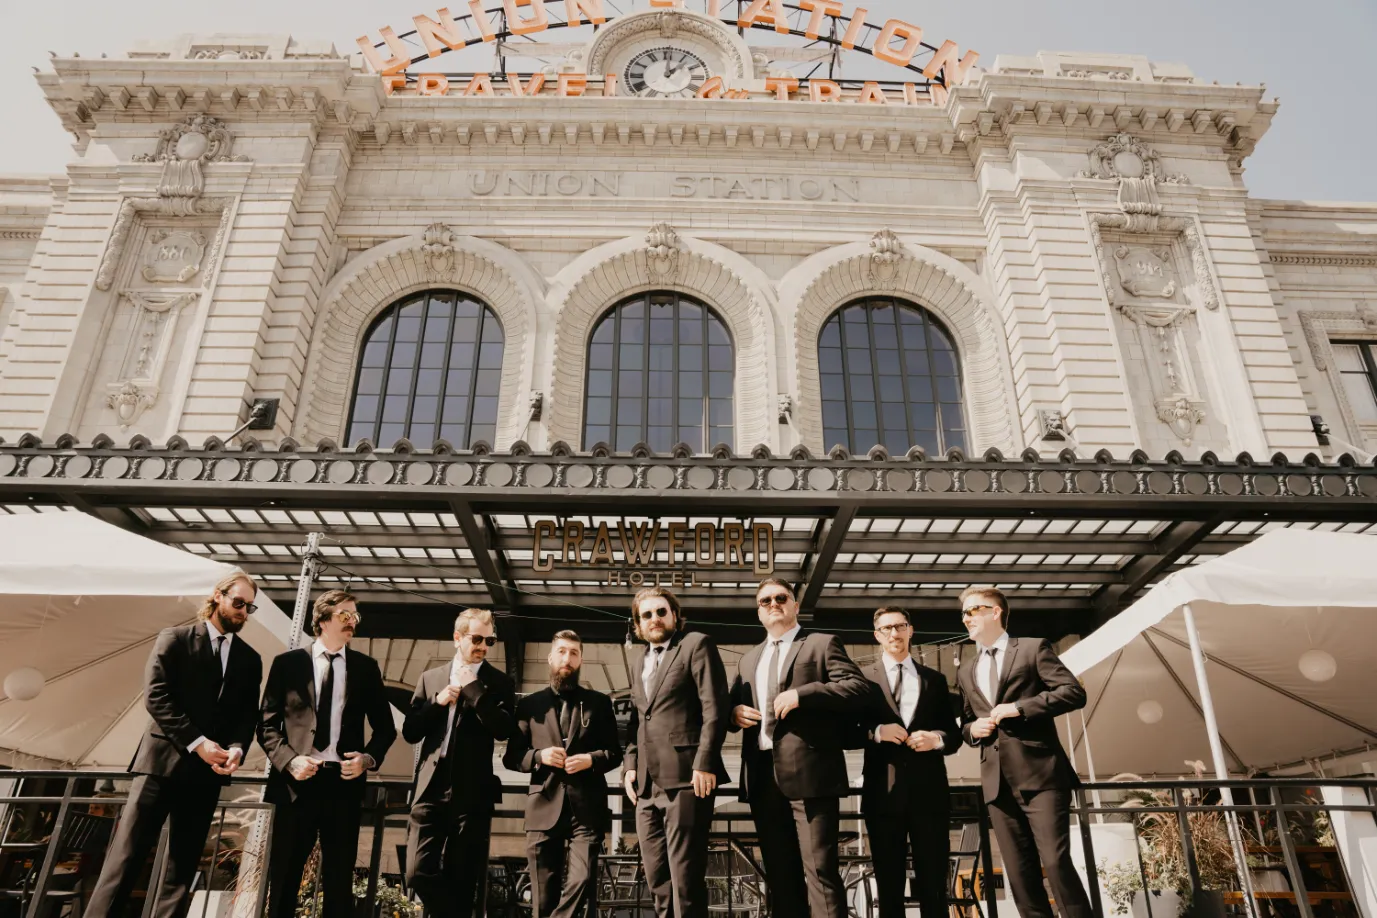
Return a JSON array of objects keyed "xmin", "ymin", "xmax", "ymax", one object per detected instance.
[
  {"xmin": 86, "ymin": 572, "xmax": 264, "ymax": 918},
  {"xmin": 404, "ymin": 607, "xmax": 516, "ymax": 918},
  {"xmin": 624, "ymin": 586, "xmax": 730, "ymax": 918},
  {"xmin": 258, "ymin": 591, "xmax": 396, "ymax": 918}
]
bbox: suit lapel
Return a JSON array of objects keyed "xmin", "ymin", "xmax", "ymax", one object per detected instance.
[
  {"xmin": 994, "ymin": 638, "xmax": 1018, "ymax": 703},
  {"xmin": 542, "ymin": 689, "xmax": 563, "ymax": 745},
  {"xmin": 567, "ymin": 689, "xmax": 585, "ymax": 748},
  {"xmin": 646, "ymin": 634, "xmax": 684, "ymax": 709},
  {"xmin": 872, "ymin": 660, "xmax": 901, "ymax": 717},
  {"xmin": 630, "ymin": 647, "xmax": 648, "ymax": 707},
  {"xmin": 302, "ymin": 649, "xmax": 318, "ymax": 713},
  {"xmin": 780, "ymin": 630, "xmax": 806, "ymax": 687},
  {"xmin": 739, "ymin": 643, "xmax": 763, "ymax": 706}
]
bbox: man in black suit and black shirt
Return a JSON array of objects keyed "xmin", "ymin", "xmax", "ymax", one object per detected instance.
[
  {"xmin": 258, "ymin": 590, "xmax": 396, "ymax": 918},
  {"xmin": 403, "ymin": 607, "xmax": 516, "ymax": 918},
  {"xmin": 846, "ymin": 606, "xmax": 961, "ymax": 918},
  {"xmin": 623, "ymin": 586, "xmax": 730, "ymax": 918},
  {"xmin": 955, "ymin": 586, "xmax": 1093, "ymax": 918},
  {"xmin": 729, "ymin": 578, "xmax": 868, "ymax": 918},
  {"xmin": 86, "ymin": 572, "xmax": 264, "ymax": 918},
  {"xmin": 504, "ymin": 630, "xmax": 622, "ymax": 918}
]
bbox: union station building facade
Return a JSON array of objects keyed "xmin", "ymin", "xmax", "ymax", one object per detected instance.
[{"xmin": 2, "ymin": 7, "xmax": 1377, "ymax": 711}]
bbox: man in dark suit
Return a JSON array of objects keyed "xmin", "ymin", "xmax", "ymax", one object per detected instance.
[
  {"xmin": 729, "ymin": 578, "xmax": 868, "ymax": 918},
  {"xmin": 504, "ymin": 630, "xmax": 622, "ymax": 918},
  {"xmin": 86, "ymin": 572, "xmax": 264, "ymax": 918},
  {"xmin": 955, "ymin": 586, "xmax": 1092, "ymax": 918},
  {"xmin": 403, "ymin": 607, "xmax": 516, "ymax": 918},
  {"xmin": 258, "ymin": 590, "xmax": 397, "ymax": 918},
  {"xmin": 846, "ymin": 606, "xmax": 961, "ymax": 918},
  {"xmin": 623, "ymin": 586, "xmax": 730, "ymax": 918}
]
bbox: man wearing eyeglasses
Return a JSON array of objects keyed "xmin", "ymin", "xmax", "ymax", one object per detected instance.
[
  {"xmin": 729, "ymin": 578, "xmax": 867, "ymax": 918},
  {"xmin": 624, "ymin": 586, "xmax": 730, "ymax": 918},
  {"xmin": 404, "ymin": 607, "xmax": 515, "ymax": 918},
  {"xmin": 258, "ymin": 591, "xmax": 396, "ymax": 918},
  {"xmin": 955, "ymin": 586, "xmax": 1092, "ymax": 918},
  {"xmin": 846, "ymin": 606, "xmax": 960, "ymax": 918},
  {"xmin": 86, "ymin": 572, "xmax": 264, "ymax": 918}
]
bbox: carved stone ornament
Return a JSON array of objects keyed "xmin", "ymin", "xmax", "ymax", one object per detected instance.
[
  {"xmin": 1156, "ymin": 395, "xmax": 1207, "ymax": 446},
  {"xmin": 103, "ymin": 290, "xmax": 200, "ymax": 429},
  {"xmin": 778, "ymin": 394, "xmax": 795, "ymax": 424},
  {"xmin": 645, "ymin": 222, "xmax": 681, "ymax": 279},
  {"xmin": 584, "ymin": 8, "xmax": 753, "ymax": 79},
  {"xmin": 1079, "ymin": 134, "xmax": 1189, "ymax": 233},
  {"xmin": 96, "ymin": 197, "xmax": 231, "ymax": 291},
  {"xmin": 141, "ymin": 229, "xmax": 207, "ymax": 284},
  {"xmin": 132, "ymin": 114, "xmax": 250, "ymax": 199},
  {"xmin": 868, "ymin": 229, "xmax": 904, "ymax": 290},
  {"xmin": 528, "ymin": 391, "xmax": 544, "ymax": 422},
  {"xmin": 1087, "ymin": 214, "xmax": 1219, "ymax": 312},
  {"xmin": 1037, "ymin": 409, "xmax": 1067, "ymax": 441},
  {"xmin": 420, "ymin": 223, "xmax": 458, "ymax": 279},
  {"xmin": 106, "ymin": 381, "xmax": 158, "ymax": 428},
  {"xmin": 1114, "ymin": 245, "xmax": 1177, "ymax": 299}
]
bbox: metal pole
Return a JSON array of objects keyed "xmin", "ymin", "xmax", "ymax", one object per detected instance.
[
  {"xmin": 1079, "ymin": 709, "xmax": 1105, "ymax": 822},
  {"xmin": 1181, "ymin": 604, "xmax": 1260, "ymax": 918}
]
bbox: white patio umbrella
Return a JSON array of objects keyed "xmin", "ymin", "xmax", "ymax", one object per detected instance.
[{"xmin": 0, "ymin": 510, "xmax": 293, "ymax": 768}]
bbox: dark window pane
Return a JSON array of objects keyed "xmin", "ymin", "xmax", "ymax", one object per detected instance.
[
  {"xmin": 649, "ymin": 371, "xmax": 673, "ymax": 398},
  {"xmin": 620, "ymin": 343, "xmax": 644, "ymax": 369},
  {"xmin": 678, "ymin": 345, "xmax": 702, "ymax": 370},
  {"xmin": 412, "ymin": 396, "xmax": 438, "ymax": 423},
  {"xmin": 820, "ymin": 374, "xmax": 846, "ymax": 399},
  {"xmin": 428, "ymin": 296, "xmax": 453, "ymax": 319},
  {"xmin": 592, "ymin": 320, "xmax": 614, "ymax": 345},
  {"xmin": 649, "ymin": 427, "xmax": 673, "ymax": 452},
  {"xmin": 820, "ymin": 348, "xmax": 843, "ymax": 374},
  {"xmin": 348, "ymin": 422, "xmax": 372, "ymax": 445},
  {"xmin": 357, "ymin": 368, "xmax": 383, "ymax": 395},
  {"xmin": 622, "ymin": 300, "xmax": 645, "ymax": 319},
  {"xmin": 822, "ymin": 401, "xmax": 848, "ymax": 428},
  {"xmin": 584, "ymin": 425, "xmax": 608, "ymax": 446},
  {"xmin": 453, "ymin": 316, "xmax": 478, "ymax": 342},
  {"xmin": 709, "ymin": 372, "xmax": 732, "ymax": 398},
  {"xmin": 877, "ymin": 350, "xmax": 901, "ymax": 375},
  {"xmin": 616, "ymin": 426, "xmax": 641, "ymax": 451},
  {"xmin": 618, "ymin": 371, "xmax": 643, "ymax": 397},
  {"xmin": 440, "ymin": 423, "xmax": 467, "ymax": 445},
  {"xmin": 470, "ymin": 423, "xmax": 496, "ymax": 446},
  {"xmin": 677, "ymin": 428, "xmax": 702, "ymax": 452},
  {"xmin": 621, "ymin": 319, "xmax": 644, "ymax": 343},
  {"xmin": 420, "ymin": 343, "xmax": 445, "ymax": 368},
  {"xmin": 475, "ymin": 369, "xmax": 501, "ymax": 397},
  {"xmin": 416, "ymin": 369, "xmax": 442, "ymax": 395},
  {"xmin": 410, "ymin": 424, "xmax": 435, "ymax": 446},
  {"xmin": 589, "ymin": 343, "xmax": 613, "ymax": 370},
  {"xmin": 910, "ymin": 403, "xmax": 937, "ymax": 429},
  {"xmin": 588, "ymin": 370, "xmax": 613, "ymax": 397},
  {"xmin": 850, "ymin": 376, "xmax": 875, "ymax": 403},
  {"xmin": 710, "ymin": 428, "xmax": 733, "ymax": 449},
  {"xmin": 395, "ymin": 315, "xmax": 421, "ymax": 342},
  {"xmin": 680, "ymin": 372, "xmax": 703, "ymax": 398},
  {"xmin": 852, "ymin": 402, "xmax": 877, "ymax": 428},
  {"xmin": 709, "ymin": 400, "xmax": 732, "ymax": 426},
  {"xmin": 708, "ymin": 320, "xmax": 730, "ymax": 347},
  {"xmin": 679, "ymin": 399, "xmax": 703, "ymax": 425},
  {"xmin": 679, "ymin": 317, "xmax": 703, "ymax": 344},
  {"xmin": 823, "ymin": 427, "xmax": 848, "ymax": 449},
  {"xmin": 383, "ymin": 395, "xmax": 409, "ymax": 422},
  {"xmin": 352, "ymin": 395, "xmax": 379, "ymax": 422},
  {"xmin": 649, "ymin": 346, "xmax": 674, "ymax": 371},
  {"xmin": 846, "ymin": 348, "xmax": 871, "ymax": 374},
  {"xmin": 882, "ymin": 403, "xmax": 907, "ymax": 431},
  {"xmin": 371, "ymin": 316, "xmax": 394, "ymax": 340},
  {"xmin": 678, "ymin": 301, "xmax": 701, "ymax": 322},
  {"xmin": 937, "ymin": 377, "xmax": 961, "ymax": 402},
  {"xmin": 390, "ymin": 342, "xmax": 417, "ymax": 368},
  {"xmin": 854, "ymin": 429, "xmax": 878, "ymax": 450},
  {"xmin": 472, "ymin": 397, "xmax": 499, "ymax": 425},
  {"xmin": 934, "ymin": 350, "xmax": 958, "ymax": 376},
  {"xmin": 456, "ymin": 298, "xmax": 479, "ymax": 319},
  {"xmin": 450, "ymin": 342, "xmax": 475, "ymax": 368},
  {"xmin": 443, "ymin": 397, "xmax": 470, "ymax": 423},
  {"xmin": 478, "ymin": 342, "xmax": 503, "ymax": 368},
  {"xmin": 378, "ymin": 423, "xmax": 404, "ymax": 445},
  {"xmin": 709, "ymin": 346, "xmax": 732, "ymax": 372},
  {"xmin": 649, "ymin": 399, "xmax": 672, "ymax": 425},
  {"xmin": 650, "ymin": 318, "xmax": 675, "ymax": 344},
  {"xmin": 386, "ymin": 369, "xmax": 413, "ymax": 395},
  {"xmin": 446, "ymin": 368, "xmax": 473, "ymax": 393},
  {"xmin": 424, "ymin": 316, "xmax": 449, "ymax": 342},
  {"xmin": 585, "ymin": 398, "xmax": 611, "ymax": 425},
  {"xmin": 879, "ymin": 376, "xmax": 904, "ymax": 401},
  {"xmin": 905, "ymin": 350, "xmax": 930, "ymax": 376},
  {"xmin": 362, "ymin": 342, "xmax": 389, "ymax": 368},
  {"xmin": 819, "ymin": 322, "xmax": 840, "ymax": 347},
  {"xmin": 617, "ymin": 398, "xmax": 642, "ymax": 424},
  {"xmin": 481, "ymin": 317, "xmax": 503, "ymax": 343}
]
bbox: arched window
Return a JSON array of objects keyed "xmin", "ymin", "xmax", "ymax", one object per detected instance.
[
  {"xmin": 347, "ymin": 290, "xmax": 504, "ymax": 448},
  {"xmin": 584, "ymin": 292, "xmax": 734, "ymax": 453},
  {"xmin": 818, "ymin": 297, "xmax": 966, "ymax": 456}
]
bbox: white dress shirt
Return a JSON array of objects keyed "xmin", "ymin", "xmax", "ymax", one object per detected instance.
[
  {"xmin": 882, "ymin": 652, "xmax": 920, "ymax": 729},
  {"xmin": 187, "ymin": 620, "xmax": 233, "ymax": 754},
  {"xmin": 310, "ymin": 640, "xmax": 347, "ymax": 762},
  {"xmin": 756, "ymin": 623, "xmax": 802, "ymax": 751},
  {"xmin": 440, "ymin": 659, "xmax": 483, "ymax": 755},
  {"xmin": 976, "ymin": 631, "xmax": 1011, "ymax": 705}
]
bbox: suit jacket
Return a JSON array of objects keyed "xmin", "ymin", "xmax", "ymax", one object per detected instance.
[
  {"xmin": 955, "ymin": 637, "xmax": 1086, "ymax": 803},
  {"xmin": 503, "ymin": 686, "xmax": 622, "ymax": 832},
  {"xmin": 130, "ymin": 622, "xmax": 262, "ymax": 785},
  {"xmin": 257, "ymin": 646, "xmax": 398, "ymax": 803},
  {"xmin": 403, "ymin": 660, "xmax": 516, "ymax": 804},
  {"xmin": 844, "ymin": 658, "xmax": 960, "ymax": 817},
  {"xmin": 623, "ymin": 631, "xmax": 730, "ymax": 793},
  {"xmin": 728, "ymin": 630, "xmax": 868, "ymax": 801}
]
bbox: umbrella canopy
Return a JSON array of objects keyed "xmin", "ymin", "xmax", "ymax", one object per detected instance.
[
  {"xmin": 0, "ymin": 510, "xmax": 293, "ymax": 767},
  {"xmin": 1061, "ymin": 528, "xmax": 1377, "ymax": 776}
]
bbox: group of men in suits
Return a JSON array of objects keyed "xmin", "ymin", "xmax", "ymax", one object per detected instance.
[{"xmin": 87, "ymin": 569, "xmax": 1094, "ymax": 918}]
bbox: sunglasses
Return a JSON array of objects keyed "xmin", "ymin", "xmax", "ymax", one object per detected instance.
[
  {"xmin": 638, "ymin": 607, "xmax": 671, "ymax": 622},
  {"xmin": 226, "ymin": 596, "xmax": 258, "ymax": 615},
  {"xmin": 465, "ymin": 634, "xmax": 498, "ymax": 647},
  {"xmin": 331, "ymin": 609, "xmax": 361, "ymax": 626},
  {"xmin": 962, "ymin": 604, "xmax": 1000, "ymax": 617},
  {"xmin": 757, "ymin": 593, "xmax": 792, "ymax": 607}
]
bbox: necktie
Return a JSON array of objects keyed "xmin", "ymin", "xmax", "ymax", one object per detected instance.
[
  {"xmin": 315, "ymin": 652, "xmax": 340, "ymax": 750},
  {"xmin": 645, "ymin": 646, "xmax": 665, "ymax": 698},
  {"xmin": 984, "ymin": 647, "xmax": 999, "ymax": 702},
  {"xmin": 892, "ymin": 663, "xmax": 905, "ymax": 707},
  {"xmin": 763, "ymin": 639, "xmax": 783, "ymax": 742},
  {"xmin": 211, "ymin": 636, "xmax": 226, "ymax": 696},
  {"xmin": 559, "ymin": 694, "xmax": 574, "ymax": 746}
]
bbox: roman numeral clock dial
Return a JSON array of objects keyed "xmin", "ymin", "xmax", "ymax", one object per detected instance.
[{"xmin": 624, "ymin": 47, "xmax": 710, "ymax": 98}]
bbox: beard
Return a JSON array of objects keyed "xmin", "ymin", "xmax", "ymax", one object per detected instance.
[
  {"xmin": 213, "ymin": 608, "xmax": 247, "ymax": 634},
  {"xmin": 549, "ymin": 666, "xmax": 581, "ymax": 693}
]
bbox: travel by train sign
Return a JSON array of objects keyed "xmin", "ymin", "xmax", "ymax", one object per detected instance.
[{"xmin": 358, "ymin": 0, "xmax": 978, "ymax": 104}]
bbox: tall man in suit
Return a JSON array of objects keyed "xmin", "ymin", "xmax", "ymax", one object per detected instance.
[
  {"xmin": 404, "ymin": 608, "xmax": 516, "ymax": 918},
  {"xmin": 623, "ymin": 586, "xmax": 730, "ymax": 918},
  {"xmin": 86, "ymin": 572, "xmax": 264, "ymax": 918},
  {"xmin": 847, "ymin": 606, "xmax": 961, "ymax": 918},
  {"xmin": 504, "ymin": 630, "xmax": 622, "ymax": 918},
  {"xmin": 729, "ymin": 578, "xmax": 868, "ymax": 918},
  {"xmin": 955, "ymin": 586, "xmax": 1093, "ymax": 918},
  {"xmin": 258, "ymin": 590, "xmax": 397, "ymax": 918}
]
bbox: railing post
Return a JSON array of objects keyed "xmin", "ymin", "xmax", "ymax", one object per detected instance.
[
  {"xmin": 1173, "ymin": 787, "xmax": 1203, "ymax": 901},
  {"xmin": 140, "ymin": 822, "xmax": 173, "ymax": 918},
  {"xmin": 1274, "ymin": 803, "xmax": 1315, "ymax": 918},
  {"xmin": 978, "ymin": 799, "xmax": 999, "ymax": 918},
  {"xmin": 23, "ymin": 776, "xmax": 74, "ymax": 918},
  {"xmin": 364, "ymin": 791, "xmax": 385, "ymax": 915},
  {"xmin": 1075, "ymin": 788, "xmax": 1104, "ymax": 918}
]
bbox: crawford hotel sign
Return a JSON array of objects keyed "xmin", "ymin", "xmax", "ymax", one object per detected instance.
[
  {"xmin": 357, "ymin": 0, "xmax": 979, "ymax": 103},
  {"xmin": 531, "ymin": 519, "xmax": 776, "ymax": 588}
]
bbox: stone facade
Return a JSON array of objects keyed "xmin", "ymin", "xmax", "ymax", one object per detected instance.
[{"xmin": 2, "ymin": 19, "xmax": 1375, "ymax": 462}]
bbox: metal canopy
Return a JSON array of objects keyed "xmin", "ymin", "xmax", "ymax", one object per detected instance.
[{"xmin": 2, "ymin": 437, "xmax": 1374, "ymax": 644}]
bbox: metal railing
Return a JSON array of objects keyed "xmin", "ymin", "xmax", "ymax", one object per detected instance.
[{"xmin": 0, "ymin": 772, "xmax": 1372, "ymax": 918}]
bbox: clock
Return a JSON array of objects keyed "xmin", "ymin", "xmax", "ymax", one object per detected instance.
[{"xmin": 624, "ymin": 46, "xmax": 710, "ymax": 98}]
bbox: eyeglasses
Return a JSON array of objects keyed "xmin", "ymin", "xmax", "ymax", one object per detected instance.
[
  {"xmin": 332, "ymin": 609, "xmax": 361, "ymax": 626},
  {"xmin": 465, "ymin": 634, "xmax": 498, "ymax": 647},
  {"xmin": 962, "ymin": 604, "xmax": 1000, "ymax": 617},
  {"xmin": 757, "ymin": 594, "xmax": 792, "ymax": 607},
  {"xmin": 875, "ymin": 623, "xmax": 910, "ymax": 635},
  {"xmin": 227, "ymin": 596, "xmax": 258, "ymax": 615},
  {"xmin": 638, "ymin": 607, "xmax": 671, "ymax": 622}
]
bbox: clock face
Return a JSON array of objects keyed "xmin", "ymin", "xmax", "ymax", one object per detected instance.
[{"xmin": 624, "ymin": 46, "xmax": 710, "ymax": 98}]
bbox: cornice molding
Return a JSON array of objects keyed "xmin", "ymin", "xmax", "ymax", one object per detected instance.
[{"xmin": 1271, "ymin": 254, "xmax": 1377, "ymax": 268}]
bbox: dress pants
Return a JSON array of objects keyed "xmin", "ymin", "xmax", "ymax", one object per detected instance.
[
  {"xmin": 634, "ymin": 779, "xmax": 714, "ymax": 918},
  {"xmin": 866, "ymin": 796, "xmax": 950, "ymax": 918},
  {"xmin": 526, "ymin": 798, "xmax": 602, "ymax": 918},
  {"xmin": 747, "ymin": 752, "xmax": 847, "ymax": 918},
  {"xmin": 85, "ymin": 773, "xmax": 221, "ymax": 918},
  {"xmin": 406, "ymin": 782, "xmax": 493, "ymax": 918},
  {"xmin": 267, "ymin": 765, "xmax": 363, "ymax": 918},
  {"xmin": 986, "ymin": 777, "xmax": 1093, "ymax": 918}
]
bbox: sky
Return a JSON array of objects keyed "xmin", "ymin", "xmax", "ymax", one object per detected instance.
[{"xmin": 1, "ymin": 0, "xmax": 1375, "ymax": 203}]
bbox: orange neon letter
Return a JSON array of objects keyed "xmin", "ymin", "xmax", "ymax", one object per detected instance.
[
  {"xmin": 840, "ymin": 7, "xmax": 868, "ymax": 49},
  {"xmin": 356, "ymin": 27, "xmax": 411, "ymax": 75},
  {"xmin": 418, "ymin": 74, "xmax": 450, "ymax": 95},
  {"xmin": 466, "ymin": 0, "xmax": 497, "ymax": 40},
  {"xmin": 506, "ymin": 72, "xmax": 546, "ymax": 95},
  {"xmin": 872, "ymin": 19, "xmax": 922, "ymax": 67},
  {"xmin": 809, "ymin": 79, "xmax": 842, "ymax": 102},
  {"xmin": 737, "ymin": 0, "xmax": 790, "ymax": 33},
  {"xmin": 765, "ymin": 76, "xmax": 799, "ymax": 100},
  {"xmin": 857, "ymin": 81, "xmax": 888, "ymax": 104},
  {"xmin": 697, "ymin": 76, "xmax": 726, "ymax": 99},
  {"xmin": 564, "ymin": 0, "xmax": 605, "ymax": 26},
  {"xmin": 463, "ymin": 73, "xmax": 496, "ymax": 95},
  {"xmin": 412, "ymin": 9, "xmax": 467, "ymax": 57},
  {"xmin": 797, "ymin": 0, "xmax": 843, "ymax": 39},
  {"xmin": 558, "ymin": 73, "xmax": 588, "ymax": 96},
  {"xmin": 922, "ymin": 40, "xmax": 980, "ymax": 87},
  {"xmin": 502, "ymin": 0, "xmax": 549, "ymax": 35}
]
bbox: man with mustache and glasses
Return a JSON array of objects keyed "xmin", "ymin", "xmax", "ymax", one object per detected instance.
[
  {"xmin": 504, "ymin": 630, "xmax": 621, "ymax": 918},
  {"xmin": 86, "ymin": 573, "xmax": 264, "ymax": 918},
  {"xmin": 258, "ymin": 591, "xmax": 396, "ymax": 918},
  {"xmin": 404, "ymin": 607, "xmax": 516, "ymax": 918},
  {"xmin": 730, "ymin": 578, "xmax": 867, "ymax": 918},
  {"xmin": 624, "ymin": 586, "xmax": 730, "ymax": 918}
]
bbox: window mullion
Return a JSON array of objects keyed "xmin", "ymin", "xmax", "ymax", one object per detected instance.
[
  {"xmin": 837, "ymin": 312, "xmax": 856, "ymax": 454},
  {"xmin": 642, "ymin": 294, "xmax": 651, "ymax": 445},
  {"xmin": 892, "ymin": 298, "xmax": 919, "ymax": 455},
  {"xmin": 925, "ymin": 311, "xmax": 947, "ymax": 454},
  {"xmin": 376, "ymin": 300, "xmax": 404, "ymax": 445}
]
